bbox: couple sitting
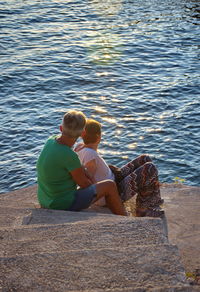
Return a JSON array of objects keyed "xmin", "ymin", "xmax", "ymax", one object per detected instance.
[{"xmin": 37, "ymin": 110, "xmax": 164, "ymax": 217}]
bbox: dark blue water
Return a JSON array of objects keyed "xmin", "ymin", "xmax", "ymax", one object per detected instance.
[{"xmin": 0, "ymin": 0, "xmax": 200, "ymax": 193}]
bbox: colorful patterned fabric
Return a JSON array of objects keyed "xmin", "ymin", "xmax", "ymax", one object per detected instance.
[{"xmin": 111, "ymin": 155, "xmax": 163, "ymax": 209}]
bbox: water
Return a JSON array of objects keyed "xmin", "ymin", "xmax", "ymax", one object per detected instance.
[{"xmin": 0, "ymin": 0, "xmax": 200, "ymax": 194}]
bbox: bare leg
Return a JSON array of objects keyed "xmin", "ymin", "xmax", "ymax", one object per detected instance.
[{"xmin": 95, "ymin": 180, "xmax": 127, "ymax": 216}]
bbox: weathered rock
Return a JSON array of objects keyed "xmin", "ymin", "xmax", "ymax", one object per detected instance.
[
  {"xmin": 0, "ymin": 184, "xmax": 199, "ymax": 291},
  {"xmin": 0, "ymin": 207, "xmax": 32, "ymax": 228},
  {"xmin": 161, "ymin": 184, "xmax": 200, "ymax": 273},
  {"xmin": 0, "ymin": 245, "xmax": 187, "ymax": 292},
  {"xmin": 0, "ymin": 185, "xmax": 37, "ymax": 203},
  {"xmin": 0, "ymin": 216, "xmax": 167, "ymax": 257}
]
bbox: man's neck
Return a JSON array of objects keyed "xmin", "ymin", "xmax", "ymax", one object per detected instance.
[{"xmin": 56, "ymin": 135, "xmax": 76, "ymax": 148}]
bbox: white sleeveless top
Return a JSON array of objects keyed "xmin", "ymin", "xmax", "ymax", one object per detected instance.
[{"xmin": 77, "ymin": 146, "xmax": 115, "ymax": 183}]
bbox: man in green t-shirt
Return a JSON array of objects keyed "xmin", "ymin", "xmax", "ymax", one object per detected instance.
[{"xmin": 37, "ymin": 110, "xmax": 126, "ymax": 216}]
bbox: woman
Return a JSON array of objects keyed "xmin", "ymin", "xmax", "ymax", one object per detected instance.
[
  {"xmin": 75, "ymin": 119, "xmax": 164, "ymax": 217},
  {"xmin": 37, "ymin": 110, "xmax": 126, "ymax": 216}
]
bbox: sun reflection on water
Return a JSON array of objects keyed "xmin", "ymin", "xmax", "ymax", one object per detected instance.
[
  {"xmin": 93, "ymin": 106, "xmax": 107, "ymax": 113},
  {"xmin": 145, "ymin": 128, "xmax": 164, "ymax": 133},
  {"xmin": 89, "ymin": 0, "xmax": 122, "ymax": 17},
  {"xmin": 86, "ymin": 30, "xmax": 124, "ymax": 65},
  {"xmin": 102, "ymin": 116, "xmax": 117, "ymax": 124},
  {"xmin": 96, "ymin": 72, "xmax": 110, "ymax": 77},
  {"xmin": 127, "ymin": 142, "xmax": 138, "ymax": 149}
]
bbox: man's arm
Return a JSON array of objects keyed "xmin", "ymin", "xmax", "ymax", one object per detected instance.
[{"xmin": 70, "ymin": 166, "xmax": 92, "ymax": 188}]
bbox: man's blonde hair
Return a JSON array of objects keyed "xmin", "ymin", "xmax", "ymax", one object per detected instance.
[
  {"xmin": 82, "ymin": 119, "xmax": 101, "ymax": 144},
  {"xmin": 62, "ymin": 110, "xmax": 86, "ymax": 138}
]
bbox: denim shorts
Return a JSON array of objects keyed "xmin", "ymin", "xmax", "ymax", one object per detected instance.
[{"xmin": 68, "ymin": 184, "xmax": 97, "ymax": 211}]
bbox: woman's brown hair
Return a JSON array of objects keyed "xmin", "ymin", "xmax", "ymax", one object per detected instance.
[{"xmin": 82, "ymin": 119, "xmax": 101, "ymax": 144}]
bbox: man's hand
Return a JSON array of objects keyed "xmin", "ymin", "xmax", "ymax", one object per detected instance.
[{"xmin": 70, "ymin": 166, "xmax": 92, "ymax": 188}]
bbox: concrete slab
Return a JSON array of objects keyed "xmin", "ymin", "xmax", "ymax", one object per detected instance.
[
  {"xmin": 46, "ymin": 286, "xmax": 200, "ymax": 292},
  {"xmin": 0, "ymin": 206, "xmax": 39, "ymax": 229},
  {"xmin": 99, "ymin": 286, "xmax": 200, "ymax": 291},
  {"xmin": 0, "ymin": 207, "xmax": 31, "ymax": 228},
  {"xmin": 0, "ymin": 245, "xmax": 187, "ymax": 292},
  {"xmin": 0, "ymin": 215, "xmax": 22, "ymax": 228},
  {"xmin": 148, "ymin": 286, "xmax": 200, "ymax": 291},
  {"xmin": 1, "ymin": 183, "xmax": 199, "ymax": 278},
  {"xmin": 0, "ymin": 194, "xmax": 40, "ymax": 209},
  {"xmin": 20, "ymin": 207, "xmax": 164, "ymax": 225},
  {"xmin": 0, "ymin": 185, "xmax": 37, "ymax": 203},
  {"xmin": 0, "ymin": 217, "xmax": 167, "ymax": 257},
  {"xmin": 1, "ymin": 286, "xmax": 198, "ymax": 292},
  {"xmin": 161, "ymin": 184, "xmax": 200, "ymax": 273}
]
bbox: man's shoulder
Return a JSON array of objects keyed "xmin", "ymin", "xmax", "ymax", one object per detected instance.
[
  {"xmin": 48, "ymin": 135, "xmax": 57, "ymax": 140},
  {"xmin": 45, "ymin": 135, "xmax": 57, "ymax": 145}
]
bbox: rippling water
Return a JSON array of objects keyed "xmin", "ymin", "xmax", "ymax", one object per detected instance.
[{"xmin": 0, "ymin": 0, "xmax": 200, "ymax": 193}]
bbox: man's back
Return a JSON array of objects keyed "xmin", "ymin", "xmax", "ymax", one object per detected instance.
[{"xmin": 37, "ymin": 135, "xmax": 81, "ymax": 210}]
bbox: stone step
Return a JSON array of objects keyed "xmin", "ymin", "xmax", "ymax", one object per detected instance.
[
  {"xmin": 0, "ymin": 206, "xmax": 134, "ymax": 228},
  {"xmin": 0, "ymin": 286, "xmax": 198, "ymax": 292},
  {"xmin": 0, "ymin": 185, "xmax": 39, "ymax": 209},
  {"xmin": 0, "ymin": 205, "xmax": 129, "ymax": 228},
  {"xmin": 0, "ymin": 206, "xmax": 110, "ymax": 227},
  {"xmin": 0, "ymin": 185, "xmax": 37, "ymax": 200},
  {"xmin": 0, "ymin": 207, "xmax": 31, "ymax": 227},
  {"xmin": 111, "ymin": 287, "xmax": 200, "ymax": 291},
  {"xmin": 21, "ymin": 208, "xmax": 168, "ymax": 240},
  {"xmin": 36, "ymin": 287, "xmax": 199, "ymax": 292},
  {"xmin": 0, "ymin": 216, "xmax": 168, "ymax": 257},
  {"xmin": 0, "ymin": 198, "xmax": 39, "ymax": 209},
  {"xmin": 53, "ymin": 286, "xmax": 199, "ymax": 291},
  {"xmin": 147, "ymin": 287, "xmax": 200, "ymax": 291},
  {"xmin": 22, "ymin": 207, "xmax": 118, "ymax": 225},
  {"xmin": 0, "ymin": 244, "xmax": 188, "ymax": 291},
  {"xmin": 21, "ymin": 208, "xmax": 166, "ymax": 227}
]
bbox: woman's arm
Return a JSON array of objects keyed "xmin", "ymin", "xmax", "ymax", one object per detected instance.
[{"xmin": 84, "ymin": 159, "xmax": 97, "ymax": 183}]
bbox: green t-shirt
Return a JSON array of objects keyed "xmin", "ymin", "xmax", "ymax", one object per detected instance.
[{"xmin": 37, "ymin": 136, "xmax": 81, "ymax": 210}]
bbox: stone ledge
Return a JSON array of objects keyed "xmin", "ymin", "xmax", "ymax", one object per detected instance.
[
  {"xmin": 0, "ymin": 245, "xmax": 187, "ymax": 291},
  {"xmin": 0, "ymin": 218, "xmax": 167, "ymax": 257},
  {"xmin": 0, "ymin": 183, "xmax": 199, "ymax": 290}
]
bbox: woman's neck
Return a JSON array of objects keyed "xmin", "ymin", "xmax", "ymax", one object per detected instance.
[{"xmin": 85, "ymin": 143, "xmax": 98, "ymax": 151}]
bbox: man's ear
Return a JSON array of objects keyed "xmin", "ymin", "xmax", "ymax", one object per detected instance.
[
  {"xmin": 81, "ymin": 129, "xmax": 86, "ymax": 137},
  {"xmin": 59, "ymin": 125, "xmax": 62, "ymax": 132}
]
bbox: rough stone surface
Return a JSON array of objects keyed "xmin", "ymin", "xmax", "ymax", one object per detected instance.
[
  {"xmin": 0, "ymin": 218, "xmax": 167, "ymax": 257},
  {"xmin": 0, "ymin": 245, "xmax": 187, "ymax": 291},
  {"xmin": 0, "ymin": 185, "xmax": 38, "ymax": 207},
  {"xmin": 0, "ymin": 207, "xmax": 32, "ymax": 227},
  {"xmin": 22, "ymin": 207, "xmax": 118, "ymax": 225},
  {"xmin": 21, "ymin": 207, "xmax": 161, "ymax": 224},
  {"xmin": 0, "ymin": 184, "xmax": 199, "ymax": 291},
  {"xmin": 161, "ymin": 184, "xmax": 200, "ymax": 273}
]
